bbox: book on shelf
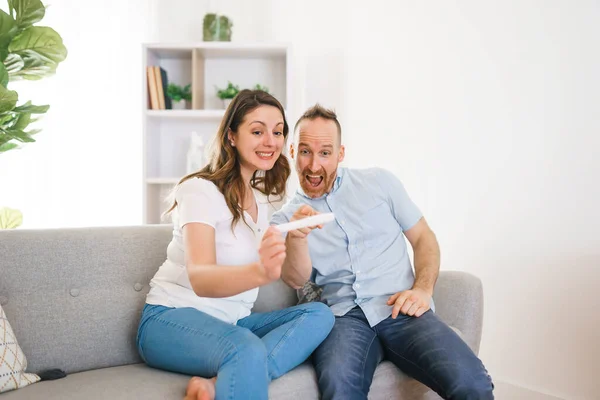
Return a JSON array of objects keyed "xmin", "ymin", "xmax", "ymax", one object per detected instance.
[{"xmin": 146, "ymin": 66, "xmax": 172, "ymax": 110}]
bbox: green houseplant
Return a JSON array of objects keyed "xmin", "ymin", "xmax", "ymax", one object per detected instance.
[
  {"xmin": 253, "ymin": 84, "xmax": 269, "ymax": 93},
  {"xmin": 216, "ymin": 81, "xmax": 239, "ymax": 108},
  {"xmin": 166, "ymin": 83, "xmax": 191, "ymax": 110},
  {"xmin": 215, "ymin": 82, "xmax": 271, "ymax": 109},
  {"xmin": 202, "ymin": 13, "xmax": 232, "ymax": 42},
  {"xmin": 0, "ymin": 0, "xmax": 68, "ymax": 228}
]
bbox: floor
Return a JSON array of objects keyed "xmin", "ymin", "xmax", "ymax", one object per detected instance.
[{"xmin": 494, "ymin": 381, "xmax": 565, "ymax": 400}]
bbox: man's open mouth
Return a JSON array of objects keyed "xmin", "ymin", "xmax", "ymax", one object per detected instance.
[{"xmin": 306, "ymin": 174, "xmax": 323, "ymax": 187}]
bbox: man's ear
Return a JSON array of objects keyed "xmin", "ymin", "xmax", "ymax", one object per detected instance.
[
  {"xmin": 289, "ymin": 144, "xmax": 295, "ymax": 159},
  {"xmin": 338, "ymin": 145, "xmax": 345, "ymax": 163}
]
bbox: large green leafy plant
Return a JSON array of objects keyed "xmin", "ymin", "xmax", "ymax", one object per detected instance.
[{"xmin": 0, "ymin": 0, "xmax": 67, "ymax": 228}]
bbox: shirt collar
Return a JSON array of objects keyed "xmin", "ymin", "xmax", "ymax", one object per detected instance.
[{"xmin": 297, "ymin": 167, "xmax": 345, "ymax": 200}]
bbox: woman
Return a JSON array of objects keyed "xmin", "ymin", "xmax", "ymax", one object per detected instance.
[{"xmin": 136, "ymin": 90, "xmax": 334, "ymax": 400}]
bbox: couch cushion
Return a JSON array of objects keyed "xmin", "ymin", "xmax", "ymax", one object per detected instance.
[
  {"xmin": 0, "ymin": 360, "xmax": 444, "ymax": 400},
  {"xmin": 253, "ymin": 279, "xmax": 298, "ymax": 313},
  {"xmin": 0, "ymin": 363, "xmax": 319, "ymax": 400},
  {"xmin": 0, "ymin": 226, "xmax": 173, "ymax": 375},
  {"xmin": 0, "ymin": 364, "xmax": 188, "ymax": 400}
]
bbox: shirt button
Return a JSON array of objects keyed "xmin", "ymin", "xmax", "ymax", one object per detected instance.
[
  {"xmin": 355, "ymin": 283, "xmax": 361, "ymax": 289},
  {"xmin": 356, "ymin": 270, "xmax": 361, "ymax": 275},
  {"xmin": 341, "ymin": 220, "xmax": 346, "ymax": 225}
]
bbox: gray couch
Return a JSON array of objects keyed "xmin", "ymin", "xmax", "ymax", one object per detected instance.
[{"xmin": 0, "ymin": 225, "xmax": 484, "ymax": 399}]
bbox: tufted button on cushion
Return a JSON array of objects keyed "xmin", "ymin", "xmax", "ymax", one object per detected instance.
[
  {"xmin": 134, "ymin": 283, "xmax": 143, "ymax": 292},
  {"xmin": 0, "ymin": 296, "xmax": 7, "ymax": 306},
  {"xmin": 69, "ymin": 289, "xmax": 80, "ymax": 297}
]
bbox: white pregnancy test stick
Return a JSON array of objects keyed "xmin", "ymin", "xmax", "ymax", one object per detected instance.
[{"xmin": 276, "ymin": 213, "xmax": 335, "ymax": 233}]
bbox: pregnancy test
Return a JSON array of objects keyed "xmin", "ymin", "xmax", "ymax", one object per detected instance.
[{"xmin": 276, "ymin": 213, "xmax": 335, "ymax": 233}]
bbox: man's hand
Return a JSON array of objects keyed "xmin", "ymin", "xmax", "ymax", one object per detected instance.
[
  {"xmin": 387, "ymin": 288, "xmax": 431, "ymax": 318},
  {"xmin": 287, "ymin": 205, "xmax": 322, "ymax": 239}
]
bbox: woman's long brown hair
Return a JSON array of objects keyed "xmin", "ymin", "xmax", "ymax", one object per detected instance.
[{"xmin": 164, "ymin": 89, "xmax": 291, "ymax": 230}]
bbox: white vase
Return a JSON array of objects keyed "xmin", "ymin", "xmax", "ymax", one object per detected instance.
[
  {"xmin": 223, "ymin": 98, "xmax": 233, "ymax": 109},
  {"xmin": 172, "ymin": 101, "xmax": 185, "ymax": 110}
]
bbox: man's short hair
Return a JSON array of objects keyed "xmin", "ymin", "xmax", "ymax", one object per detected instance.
[{"xmin": 294, "ymin": 104, "xmax": 342, "ymax": 143}]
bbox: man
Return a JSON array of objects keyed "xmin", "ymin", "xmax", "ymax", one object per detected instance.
[{"xmin": 271, "ymin": 105, "xmax": 494, "ymax": 399}]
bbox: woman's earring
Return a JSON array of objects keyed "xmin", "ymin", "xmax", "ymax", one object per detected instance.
[{"xmin": 230, "ymin": 141, "xmax": 235, "ymax": 147}]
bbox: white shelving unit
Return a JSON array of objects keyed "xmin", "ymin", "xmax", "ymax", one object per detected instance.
[{"xmin": 142, "ymin": 43, "xmax": 292, "ymax": 224}]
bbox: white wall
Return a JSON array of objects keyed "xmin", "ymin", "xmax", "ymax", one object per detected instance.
[
  {"xmin": 1, "ymin": 1, "xmax": 598, "ymax": 399},
  {"xmin": 0, "ymin": 0, "xmax": 154, "ymax": 227},
  {"xmin": 342, "ymin": 2, "xmax": 599, "ymax": 399},
  {"xmin": 156, "ymin": 1, "xmax": 600, "ymax": 398}
]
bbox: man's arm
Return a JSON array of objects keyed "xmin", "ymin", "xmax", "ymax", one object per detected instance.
[
  {"xmin": 375, "ymin": 168, "xmax": 441, "ymax": 318},
  {"xmin": 282, "ymin": 236, "xmax": 312, "ymax": 289},
  {"xmin": 272, "ymin": 204, "xmax": 320, "ymax": 289},
  {"xmin": 404, "ymin": 217, "xmax": 441, "ymax": 296},
  {"xmin": 388, "ymin": 217, "xmax": 441, "ymax": 318}
]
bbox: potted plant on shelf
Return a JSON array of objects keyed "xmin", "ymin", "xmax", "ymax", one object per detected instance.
[
  {"xmin": 216, "ymin": 81, "xmax": 239, "ymax": 109},
  {"xmin": 166, "ymin": 83, "xmax": 192, "ymax": 110},
  {"xmin": 202, "ymin": 14, "xmax": 233, "ymax": 42},
  {"xmin": 0, "ymin": 0, "xmax": 68, "ymax": 229},
  {"xmin": 253, "ymin": 84, "xmax": 269, "ymax": 93}
]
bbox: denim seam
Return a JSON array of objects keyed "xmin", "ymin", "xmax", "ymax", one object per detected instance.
[
  {"xmin": 360, "ymin": 334, "xmax": 379, "ymax": 391},
  {"xmin": 268, "ymin": 311, "xmax": 308, "ymax": 362},
  {"xmin": 383, "ymin": 345, "xmax": 446, "ymax": 396},
  {"xmin": 245, "ymin": 309, "xmax": 304, "ymax": 333},
  {"xmin": 151, "ymin": 315, "xmax": 244, "ymax": 399}
]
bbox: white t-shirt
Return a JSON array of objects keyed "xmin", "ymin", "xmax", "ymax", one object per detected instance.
[{"xmin": 145, "ymin": 177, "xmax": 270, "ymax": 324}]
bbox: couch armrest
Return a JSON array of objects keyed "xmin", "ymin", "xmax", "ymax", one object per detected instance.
[{"xmin": 433, "ymin": 271, "xmax": 484, "ymax": 354}]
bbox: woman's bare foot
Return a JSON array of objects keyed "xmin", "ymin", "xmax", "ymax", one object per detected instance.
[{"xmin": 184, "ymin": 376, "xmax": 216, "ymax": 400}]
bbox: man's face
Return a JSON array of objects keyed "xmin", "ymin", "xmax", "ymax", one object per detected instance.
[{"xmin": 291, "ymin": 117, "xmax": 345, "ymax": 198}]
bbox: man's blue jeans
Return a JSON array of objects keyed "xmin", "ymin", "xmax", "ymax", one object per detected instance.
[
  {"xmin": 137, "ymin": 302, "xmax": 334, "ymax": 400},
  {"xmin": 313, "ymin": 306, "xmax": 494, "ymax": 399}
]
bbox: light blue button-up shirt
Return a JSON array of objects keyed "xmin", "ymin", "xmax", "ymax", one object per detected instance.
[{"xmin": 272, "ymin": 167, "xmax": 432, "ymax": 327}]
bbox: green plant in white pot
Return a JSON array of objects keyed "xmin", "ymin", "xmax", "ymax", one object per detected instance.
[
  {"xmin": 216, "ymin": 81, "xmax": 239, "ymax": 109},
  {"xmin": 166, "ymin": 83, "xmax": 191, "ymax": 110},
  {"xmin": 0, "ymin": 0, "xmax": 68, "ymax": 229}
]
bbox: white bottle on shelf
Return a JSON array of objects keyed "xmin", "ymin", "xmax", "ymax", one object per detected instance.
[{"xmin": 186, "ymin": 131, "xmax": 206, "ymax": 174}]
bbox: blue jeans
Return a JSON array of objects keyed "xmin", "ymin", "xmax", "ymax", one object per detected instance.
[
  {"xmin": 313, "ymin": 306, "xmax": 494, "ymax": 400},
  {"xmin": 137, "ymin": 302, "xmax": 334, "ymax": 400}
]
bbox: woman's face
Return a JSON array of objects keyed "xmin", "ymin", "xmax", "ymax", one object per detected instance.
[{"xmin": 229, "ymin": 105, "xmax": 286, "ymax": 173}]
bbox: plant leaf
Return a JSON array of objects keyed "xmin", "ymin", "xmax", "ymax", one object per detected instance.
[
  {"xmin": 8, "ymin": 26, "xmax": 67, "ymax": 78},
  {"xmin": 9, "ymin": 0, "xmax": 45, "ymax": 29},
  {"xmin": 0, "ymin": 111, "xmax": 15, "ymax": 124},
  {"xmin": 4, "ymin": 52, "xmax": 24, "ymax": 76},
  {"xmin": 13, "ymin": 102, "xmax": 48, "ymax": 113},
  {"xmin": 0, "ymin": 62, "xmax": 8, "ymax": 87},
  {"xmin": 0, "ymin": 84, "xmax": 18, "ymax": 112},
  {"xmin": 0, "ymin": 133, "xmax": 12, "ymax": 144},
  {"xmin": 0, "ymin": 141, "xmax": 18, "ymax": 152},
  {"xmin": 12, "ymin": 110, "xmax": 30, "ymax": 129},
  {"xmin": 5, "ymin": 128, "xmax": 35, "ymax": 142},
  {"xmin": 0, "ymin": 10, "xmax": 18, "ymax": 62},
  {"xmin": 0, "ymin": 207, "xmax": 23, "ymax": 228}
]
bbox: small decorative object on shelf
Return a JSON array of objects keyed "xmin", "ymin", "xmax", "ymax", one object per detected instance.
[
  {"xmin": 216, "ymin": 81, "xmax": 240, "ymax": 108},
  {"xmin": 167, "ymin": 83, "xmax": 192, "ymax": 110},
  {"xmin": 203, "ymin": 13, "xmax": 233, "ymax": 42},
  {"xmin": 186, "ymin": 131, "xmax": 206, "ymax": 174}
]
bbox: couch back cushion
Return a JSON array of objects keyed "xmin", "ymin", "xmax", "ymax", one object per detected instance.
[{"xmin": 0, "ymin": 225, "xmax": 297, "ymax": 375}]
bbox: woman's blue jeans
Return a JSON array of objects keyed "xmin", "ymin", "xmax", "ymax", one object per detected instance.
[{"xmin": 137, "ymin": 302, "xmax": 335, "ymax": 400}]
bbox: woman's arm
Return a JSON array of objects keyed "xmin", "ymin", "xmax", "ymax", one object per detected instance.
[{"xmin": 184, "ymin": 223, "xmax": 285, "ymax": 298}]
